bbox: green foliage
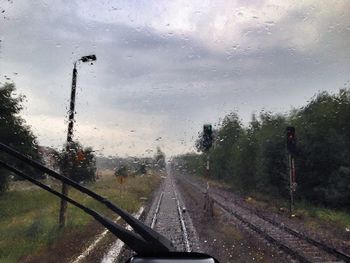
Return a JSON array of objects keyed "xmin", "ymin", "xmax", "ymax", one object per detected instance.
[
  {"xmin": 0, "ymin": 83, "xmax": 42, "ymax": 193},
  {"xmin": 324, "ymin": 167, "xmax": 350, "ymax": 207},
  {"xmin": 115, "ymin": 165, "xmax": 128, "ymax": 177},
  {"xmin": 58, "ymin": 141, "xmax": 96, "ymax": 183},
  {"xmin": 211, "ymin": 112, "xmax": 242, "ymax": 181},
  {"xmin": 290, "ymin": 90, "xmax": 350, "ymax": 205},
  {"xmin": 178, "ymin": 89, "xmax": 350, "ymax": 208},
  {"xmin": 173, "ymin": 153, "xmax": 205, "ymax": 176},
  {"xmin": 154, "ymin": 147, "xmax": 166, "ymax": 170},
  {"xmin": 137, "ymin": 163, "xmax": 147, "ymax": 175},
  {"xmin": 254, "ymin": 113, "xmax": 289, "ymax": 196}
]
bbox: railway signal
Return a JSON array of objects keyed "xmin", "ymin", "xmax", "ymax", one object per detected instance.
[
  {"xmin": 286, "ymin": 126, "xmax": 297, "ymax": 215},
  {"xmin": 202, "ymin": 124, "xmax": 213, "ymax": 152}
]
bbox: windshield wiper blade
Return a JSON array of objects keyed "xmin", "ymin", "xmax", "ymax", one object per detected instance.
[
  {"xmin": 0, "ymin": 142, "xmax": 174, "ymax": 254},
  {"xmin": 0, "ymin": 160, "xmax": 154, "ymax": 254}
]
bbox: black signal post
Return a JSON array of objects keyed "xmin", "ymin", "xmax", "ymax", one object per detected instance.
[
  {"xmin": 59, "ymin": 54, "xmax": 96, "ymax": 228},
  {"xmin": 202, "ymin": 124, "xmax": 214, "ymax": 217},
  {"xmin": 203, "ymin": 124, "xmax": 213, "ymax": 178},
  {"xmin": 286, "ymin": 126, "xmax": 297, "ymax": 216}
]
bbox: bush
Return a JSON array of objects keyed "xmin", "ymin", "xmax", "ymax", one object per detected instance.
[
  {"xmin": 324, "ymin": 166, "xmax": 350, "ymax": 207},
  {"xmin": 58, "ymin": 142, "xmax": 96, "ymax": 183}
]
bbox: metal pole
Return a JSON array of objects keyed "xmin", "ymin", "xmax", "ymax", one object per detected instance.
[
  {"xmin": 204, "ymin": 152, "xmax": 213, "ymax": 217},
  {"xmin": 289, "ymin": 153, "xmax": 294, "ymax": 215},
  {"xmin": 206, "ymin": 152, "xmax": 210, "ymax": 178},
  {"xmin": 291, "ymin": 157, "xmax": 296, "ymax": 190},
  {"xmin": 59, "ymin": 62, "xmax": 78, "ymax": 228},
  {"xmin": 206, "ymin": 153, "xmax": 210, "ymax": 191}
]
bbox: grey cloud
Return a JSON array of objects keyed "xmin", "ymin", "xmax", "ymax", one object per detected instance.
[{"xmin": 1, "ymin": 0, "xmax": 350, "ymax": 156}]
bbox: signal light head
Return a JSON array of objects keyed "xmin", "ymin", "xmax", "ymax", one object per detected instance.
[
  {"xmin": 286, "ymin": 126, "xmax": 297, "ymax": 155},
  {"xmin": 202, "ymin": 124, "xmax": 213, "ymax": 151}
]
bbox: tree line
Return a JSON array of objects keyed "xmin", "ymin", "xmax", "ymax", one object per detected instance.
[{"xmin": 174, "ymin": 89, "xmax": 350, "ymax": 208}]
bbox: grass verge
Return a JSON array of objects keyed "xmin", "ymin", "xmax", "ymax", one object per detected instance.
[
  {"xmin": 0, "ymin": 170, "xmax": 161, "ymax": 263},
  {"xmin": 247, "ymin": 191, "xmax": 350, "ymax": 233}
]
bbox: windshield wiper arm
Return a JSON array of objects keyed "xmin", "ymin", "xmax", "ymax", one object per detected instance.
[{"xmin": 0, "ymin": 142, "xmax": 174, "ymax": 254}]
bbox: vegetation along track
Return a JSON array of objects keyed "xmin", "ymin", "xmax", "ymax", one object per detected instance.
[{"xmin": 180, "ymin": 175, "xmax": 350, "ymax": 263}]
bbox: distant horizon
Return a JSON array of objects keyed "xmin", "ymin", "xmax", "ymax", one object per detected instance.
[{"xmin": 24, "ymin": 85, "xmax": 348, "ymax": 159}]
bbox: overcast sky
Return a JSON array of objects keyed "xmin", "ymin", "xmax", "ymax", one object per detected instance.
[{"xmin": 1, "ymin": 0, "xmax": 350, "ymax": 157}]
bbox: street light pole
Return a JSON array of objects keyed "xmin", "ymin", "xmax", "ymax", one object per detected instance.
[
  {"xmin": 67, "ymin": 62, "xmax": 78, "ymax": 144},
  {"xmin": 58, "ymin": 62, "xmax": 77, "ymax": 228},
  {"xmin": 59, "ymin": 55, "xmax": 96, "ymax": 228}
]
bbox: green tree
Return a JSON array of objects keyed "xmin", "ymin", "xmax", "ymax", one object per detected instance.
[
  {"xmin": 230, "ymin": 129, "xmax": 257, "ymax": 191},
  {"xmin": 324, "ymin": 166, "xmax": 350, "ymax": 207},
  {"xmin": 173, "ymin": 153, "xmax": 205, "ymax": 176},
  {"xmin": 154, "ymin": 147, "xmax": 166, "ymax": 170},
  {"xmin": 115, "ymin": 165, "xmax": 128, "ymax": 177},
  {"xmin": 137, "ymin": 163, "xmax": 147, "ymax": 175},
  {"xmin": 254, "ymin": 113, "xmax": 288, "ymax": 196},
  {"xmin": 291, "ymin": 90, "xmax": 350, "ymax": 204},
  {"xmin": 211, "ymin": 112, "xmax": 242, "ymax": 181},
  {"xmin": 0, "ymin": 83, "xmax": 42, "ymax": 193},
  {"xmin": 58, "ymin": 142, "xmax": 96, "ymax": 183}
]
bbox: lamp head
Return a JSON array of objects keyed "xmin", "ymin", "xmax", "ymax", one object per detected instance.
[{"xmin": 80, "ymin": 55, "xmax": 96, "ymax": 63}]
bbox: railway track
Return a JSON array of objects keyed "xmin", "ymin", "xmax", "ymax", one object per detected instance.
[
  {"xmin": 147, "ymin": 173, "xmax": 195, "ymax": 252},
  {"xmin": 180, "ymin": 175, "xmax": 350, "ymax": 263}
]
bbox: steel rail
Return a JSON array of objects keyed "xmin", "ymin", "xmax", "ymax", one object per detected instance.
[
  {"xmin": 171, "ymin": 179, "xmax": 191, "ymax": 252},
  {"xmin": 212, "ymin": 187, "xmax": 350, "ymax": 262},
  {"xmin": 180, "ymin": 175, "xmax": 350, "ymax": 262},
  {"xmin": 151, "ymin": 191, "xmax": 164, "ymax": 229}
]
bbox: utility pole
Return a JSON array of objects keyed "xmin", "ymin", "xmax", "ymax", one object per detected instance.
[
  {"xmin": 59, "ymin": 55, "xmax": 96, "ymax": 228},
  {"xmin": 286, "ymin": 126, "xmax": 297, "ymax": 216}
]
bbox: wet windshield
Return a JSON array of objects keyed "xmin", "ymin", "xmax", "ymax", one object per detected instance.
[{"xmin": 1, "ymin": 1, "xmax": 350, "ymax": 263}]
